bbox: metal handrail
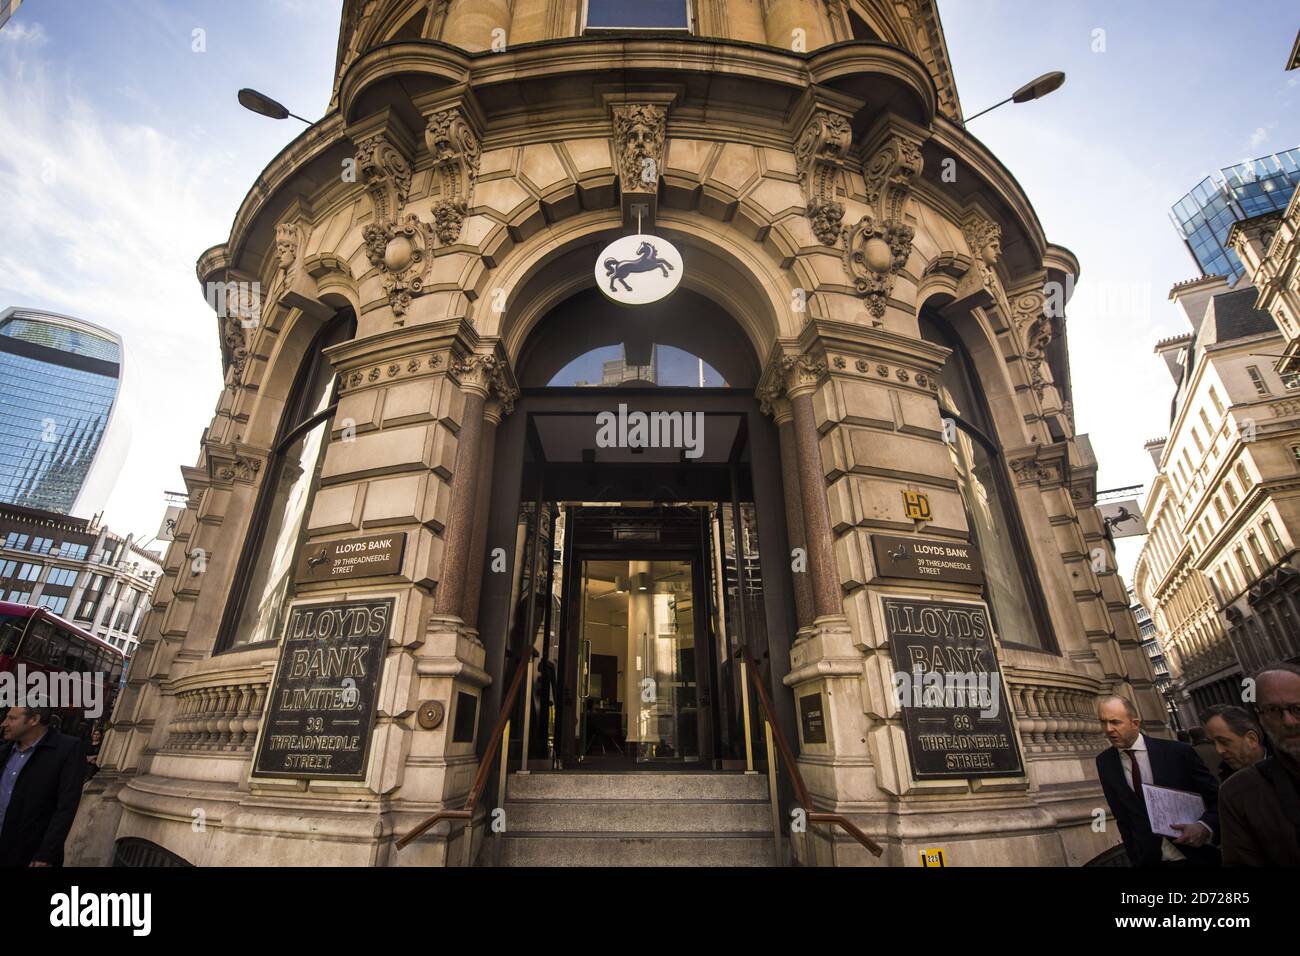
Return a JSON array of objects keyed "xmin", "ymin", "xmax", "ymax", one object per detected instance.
[
  {"xmin": 395, "ymin": 647, "xmax": 537, "ymax": 862},
  {"xmin": 737, "ymin": 645, "xmax": 883, "ymax": 862}
]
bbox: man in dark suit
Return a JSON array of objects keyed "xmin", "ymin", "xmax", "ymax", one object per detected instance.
[
  {"xmin": 1220, "ymin": 665, "xmax": 1300, "ymax": 866},
  {"xmin": 1096, "ymin": 695, "xmax": 1220, "ymax": 866},
  {"xmin": 0, "ymin": 705, "xmax": 88, "ymax": 867}
]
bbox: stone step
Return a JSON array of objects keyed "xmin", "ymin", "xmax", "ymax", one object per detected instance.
[
  {"xmin": 503, "ymin": 798, "xmax": 771, "ymax": 833},
  {"xmin": 496, "ymin": 833, "xmax": 776, "ymax": 867},
  {"xmin": 506, "ymin": 771, "xmax": 768, "ymax": 802}
]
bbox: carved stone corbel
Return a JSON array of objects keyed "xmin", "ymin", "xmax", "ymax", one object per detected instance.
[
  {"xmin": 794, "ymin": 107, "xmax": 853, "ymax": 246},
  {"xmin": 355, "ymin": 131, "xmax": 412, "ymax": 225},
  {"xmin": 1009, "ymin": 287, "xmax": 1060, "ymax": 401},
  {"xmin": 862, "ymin": 132, "xmax": 923, "ymax": 224},
  {"xmin": 425, "ymin": 106, "xmax": 482, "ymax": 245}
]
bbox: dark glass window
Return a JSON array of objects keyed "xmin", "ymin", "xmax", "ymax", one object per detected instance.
[
  {"xmin": 585, "ymin": 0, "xmax": 690, "ymax": 31},
  {"xmin": 216, "ymin": 313, "xmax": 355, "ymax": 652},
  {"xmin": 920, "ymin": 312, "xmax": 1055, "ymax": 652}
]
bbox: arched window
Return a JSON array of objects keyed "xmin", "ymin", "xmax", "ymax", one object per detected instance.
[
  {"xmin": 215, "ymin": 312, "xmax": 355, "ymax": 652},
  {"xmin": 921, "ymin": 312, "xmax": 1055, "ymax": 651},
  {"xmin": 517, "ymin": 288, "xmax": 757, "ymax": 389}
]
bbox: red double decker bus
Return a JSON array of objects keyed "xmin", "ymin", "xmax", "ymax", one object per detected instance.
[{"xmin": 0, "ymin": 601, "xmax": 126, "ymax": 740}]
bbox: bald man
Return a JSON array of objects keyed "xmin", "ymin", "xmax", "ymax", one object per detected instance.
[
  {"xmin": 1220, "ymin": 664, "xmax": 1300, "ymax": 866},
  {"xmin": 1096, "ymin": 695, "xmax": 1221, "ymax": 867}
]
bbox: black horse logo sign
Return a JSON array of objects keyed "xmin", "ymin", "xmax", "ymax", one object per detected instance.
[{"xmin": 604, "ymin": 240, "xmax": 675, "ymax": 293}]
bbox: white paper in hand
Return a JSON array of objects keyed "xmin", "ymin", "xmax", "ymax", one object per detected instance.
[{"xmin": 1142, "ymin": 783, "xmax": 1206, "ymax": 838}]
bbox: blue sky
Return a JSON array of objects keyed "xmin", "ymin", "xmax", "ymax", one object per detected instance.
[
  {"xmin": 3, "ymin": 1, "xmax": 1298, "ymax": 581},
  {"xmin": 936, "ymin": 0, "xmax": 1300, "ymax": 577}
]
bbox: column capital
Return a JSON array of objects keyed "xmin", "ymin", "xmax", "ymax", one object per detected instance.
[
  {"xmin": 757, "ymin": 347, "xmax": 828, "ymax": 411},
  {"xmin": 451, "ymin": 342, "xmax": 519, "ymax": 414}
]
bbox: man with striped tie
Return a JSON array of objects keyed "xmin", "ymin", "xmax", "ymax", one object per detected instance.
[{"xmin": 1096, "ymin": 696, "xmax": 1221, "ymax": 867}]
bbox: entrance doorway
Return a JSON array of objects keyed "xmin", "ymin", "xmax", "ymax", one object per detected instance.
[
  {"xmin": 571, "ymin": 553, "xmax": 707, "ymax": 765},
  {"xmin": 474, "ymin": 289, "xmax": 798, "ymax": 775}
]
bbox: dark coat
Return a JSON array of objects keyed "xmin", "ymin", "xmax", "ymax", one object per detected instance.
[
  {"xmin": 1096, "ymin": 735, "xmax": 1221, "ymax": 867},
  {"xmin": 1220, "ymin": 755, "xmax": 1300, "ymax": 866},
  {"xmin": 0, "ymin": 731, "xmax": 87, "ymax": 867}
]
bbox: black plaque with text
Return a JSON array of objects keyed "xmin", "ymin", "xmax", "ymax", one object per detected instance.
[
  {"xmin": 871, "ymin": 535, "xmax": 983, "ymax": 585},
  {"xmin": 253, "ymin": 597, "xmax": 394, "ymax": 780},
  {"xmin": 799, "ymin": 693, "xmax": 827, "ymax": 744},
  {"xmin": 295, "ymin": 532, "xmax": 406, "ymax": 583},
  {"xmin": 883, "ymin": 597, "xmax": 1023, "ymax": 780}
]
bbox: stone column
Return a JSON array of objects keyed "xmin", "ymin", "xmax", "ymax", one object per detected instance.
[
  {"xmin": 772, "ymin": 398, "xmax": 813, "ymax": 629},
  {"xmin": 785, "ymin": 359, "xmax": 841, "ymax": 624},
  {"xmin": 433, "ymin": 358, "xmax": 492, "ymax": 619},
  {"xmin": 462, "ymin": 395, "xmax": 512, "ymax": 629}
]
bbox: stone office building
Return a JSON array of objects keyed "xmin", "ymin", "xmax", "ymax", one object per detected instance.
[{"xmin": 70, "ymin": 0, "xmax": 1155, "ymax": 867}]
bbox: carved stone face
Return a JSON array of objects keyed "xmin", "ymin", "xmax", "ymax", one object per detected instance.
[
  {"xmin": 275, "ymin": 238, "xmax": 296, "ymax": 271},
  {"xmin": 618, "ymin": 107, "xmax": 664, "ymax": 184},
  {"xmin": 981, "ymin": 238, "xmax": 1001, "ymax": 266}
]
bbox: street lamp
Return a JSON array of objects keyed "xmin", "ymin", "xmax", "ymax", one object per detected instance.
[
  {"xmin": 237, "ymin": 88, "xmax": 313, "ymax": 125},
  {"xmin": 963, "ymin": 71, "xmax": 1066, "ymax": 123}
]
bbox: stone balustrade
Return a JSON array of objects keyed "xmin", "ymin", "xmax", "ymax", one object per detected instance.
[
  {"xmin": 165, "ymin": 680, "xmax": 269, "ymax": 753},
  {"xmin": 1007, "ymin": 681, "xmax": 1101, "ymax": 754}
]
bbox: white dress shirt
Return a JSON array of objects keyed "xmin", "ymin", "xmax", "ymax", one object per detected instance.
[{"xmin": 1121, "ymin": 733, "xmax": 1210, "ymax": 861}]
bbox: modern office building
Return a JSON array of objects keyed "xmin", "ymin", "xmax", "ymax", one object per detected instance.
[
  {"xmin": 0, "ymin": 502, "xmax": 162, "ymax": 658},
  {"xmin": 1169, "ymin": 148, "xmax": 1300, "ymax": 283},
  {"xmin": 72, "ymin": 0, "xmax": 1155, "ymax": 869},
  {"xmin": 0, "ymin": 307, "xmax": 129, "ymax": 518},
  {"xmin": 1134, "ymin": 274, "xmax": 1300, "ymax": 729}
]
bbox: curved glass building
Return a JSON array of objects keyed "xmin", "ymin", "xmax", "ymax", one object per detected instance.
[{"xmin": 0, "ymin": 307, "xmax": 127, "ymax": 517}]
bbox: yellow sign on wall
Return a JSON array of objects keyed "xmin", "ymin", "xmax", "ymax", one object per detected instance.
[
  {"xmin": 902, "ymin": 490, "xmax": 932, "ymax": 521},
  {"xmin": 919, "ymin": 847, "xmax": 947, "ymax": 867}
]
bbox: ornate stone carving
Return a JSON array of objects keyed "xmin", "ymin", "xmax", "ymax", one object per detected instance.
[
  {"xmin": 758, "ymin": 353, "xmax": 827, "ymax": 412},
  {"xmin": 612, "ymin": 104, "xmax": 667, "ymax": 193},
  {"xmin": 843, "ymin": 214, "xmax": 915, "ymax": 318},
  {"xmin": 863, "ymin": 133, "xmax": 923, "ymax": 223},
  {"xmin": 453, "ymin": 352, "xmax": 519, "ymax": 414},
  {"xmin": 214, "ymin": 443, "xmax": 262, "ymax": 483},
  {"xmin": 1009, "ymin": 456, "xmax": 1062, "ymax": 485},
  {"xmin": 961, "ymin": 210, "xmax": 1007, "ymax": 307},
  {"xmin": 355, "ymin": 132, "xmax": 411, "ymax": 225},
  {"xmin": 274, "ymin": 221, "xmax": 304, "ymax": 286},
  {"xmin": 1010, "ymin": 288, "xmax": 1059, "ymax": 400},
  {"xmin": 361, "ymin": 213, "xmax": 433, "ymax": 317},
  {"xmin": 425, "ymin": 107, "xmax": 481, "ymax": 244},
  {"xmin": 220, "ymin": 316, "xmax": 249, "ymax": 378},
  {"xmin": 794, "ymin": 108, "xmax": 852, "ymax": 245}
]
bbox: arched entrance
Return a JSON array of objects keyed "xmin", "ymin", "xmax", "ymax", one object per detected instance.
[{"xmin": 476, "ymin": 286, "xmax": 798, "ymax": 771}]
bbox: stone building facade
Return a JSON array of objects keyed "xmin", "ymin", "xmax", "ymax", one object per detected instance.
[
  {"xmin": 1134, "ymin": 275, "xmax": 1300, "ymax": 729},
  {"xmin": 1, "ymin": 503, "xmax": 161, "ymax": 657},
  {"xmin": 69, "ymin": 0, "xmax": 1154, "ymax": 867}
]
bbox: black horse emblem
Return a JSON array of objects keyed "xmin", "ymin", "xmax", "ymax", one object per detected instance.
[{"xmin": 604, "ymin": 241, "xmax": 674, "ymax": 293}]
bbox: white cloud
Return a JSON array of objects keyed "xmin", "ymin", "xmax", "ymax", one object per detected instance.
[
  {"xmin": 0, "ymin": 20, "xmax": 47, "ymax": 45},
  {"xmin": 0, "ymin": 35, "xmax": 228, "ymax": 541}
]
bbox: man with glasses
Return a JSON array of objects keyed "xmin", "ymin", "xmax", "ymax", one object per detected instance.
[{"xmin": 1220, "ymin": 664, "xmax": 1300, "ymax": 866}]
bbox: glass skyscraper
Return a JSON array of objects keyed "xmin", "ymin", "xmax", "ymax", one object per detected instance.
[
  {"xmin": 0, "ymin": 307, "xmax": 126, "ymax": 516},
  {"xmin": 1170, "ymin": 147, "xmax": 1300, "ymax": 282}
]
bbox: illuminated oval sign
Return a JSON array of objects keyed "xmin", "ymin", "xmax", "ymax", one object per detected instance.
[{"xmin": 595, "ymin": 234, "xmax": 683, "ymax": 305}]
